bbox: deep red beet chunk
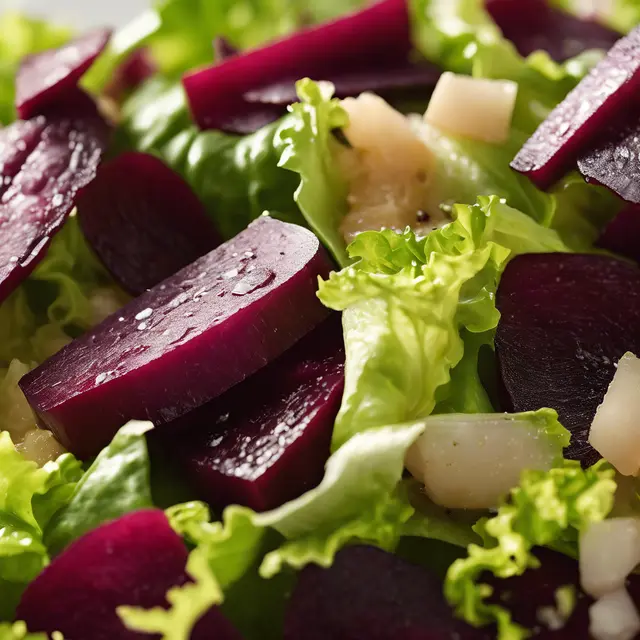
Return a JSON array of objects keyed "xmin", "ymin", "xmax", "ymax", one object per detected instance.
[
  {"xmin": 105, "ymin": 49, "xmax": 157, "ymax": 102},
  {"xmin": 577, "ymin": 117, "xmax": 640, "ymax": 204},
  {"xmin": 495, "ymin": 253, "xmax": 640, "ymax": 466},
  {"xmin": 183, "ymin": 0, "xmax": 410, "ymax": 131},
  {"xmin": 0, "ymin": 110, "xmax": 109, "ymax": 305},
  {"xmin": 511, "ymin": 26, "xmax": 637, "ymax": 190},
  {"xmin": 16, "ymin": 29, "xmax": 111, "ymax": 120},
  {"xmin": 486, "ymin": 0, "xmax": 620, "ymax": 61},
  {"xmin": 20, "ymin": 217, "xmax": 332, "ymax": 458},
  {"xmin": 17, "ymin": 510, "xmax": 241, "ymax": 640},
  {"xmin": 596, "ymin": 204, "xmax": 640, "ymax": 262},
  {"xmin": 77, "ymin": 152, "xmax": 221, "ymax": 296},
  {"xmin": 170, "ymin": 316, "xmax": 344, "ymax": 512}
]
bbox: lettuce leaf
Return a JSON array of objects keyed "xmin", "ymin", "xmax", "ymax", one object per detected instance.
[
  {"xmin": 445, "ymin": 460, "xmax": 616, "ymax": 639},
  {"xmin": 318, "ymin": 196, "xmax": 568, "ymax": 450},
  {"xmin": 45, "ymin": 421, "xmax": 154, "ymax": 556},
  {"xmin": 276, "ymin": 79, "xmax": 350, "ymax": 266},
  {"xmin": 0, "ymin": 435, "xmax": 82, "ymax": 620},
  {"xmin": 0, "ymin": 622, "xmax": 51, "ymax": 640}
]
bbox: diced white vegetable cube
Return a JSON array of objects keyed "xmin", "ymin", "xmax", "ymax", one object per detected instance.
[
  {"xmin": 424, "ymin": 72, "xmax": 518, "ymax": 144},
  {"xmin": 404, "ymin": 413, "xmax": 563, "ymax": 509},
  {"xmin": 590, "ymin": 588, "xmax": 640, "ymax": 640},
  {"xmin": 589, "ymin": 352, "xmax": 640, "ymax": 476},
  {"xmin": 17, "ymin": 429, "xmax": 67, "ymax": 466},
  {"xmin": 580, "ymin": 518, "xmax": 640, "ymax": 599}
]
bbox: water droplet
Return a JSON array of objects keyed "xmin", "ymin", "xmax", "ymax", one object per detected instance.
[
  {"xmin": 135, "ymin": 307, "xmax": 153, "ymax": 321},
  {"xmin": 51, "ymin": 193, "xmax": 64, "ymax": 207},
  {"xmin": 95, "ymin": 372, "xmax": 107, "ymax": 384},
  {"xmin": 137, "ymin": 322, "xmax": 147, "ymax": 331},
  {"xmin": 232, "ymin": 268, "xmax": 275, "ymax": 296},
  {"xmin": 223, "ymin": 268, "xmax": 239, "ymax": 279},
  {"xmin": 118, "ymin": 317, "xmax": 125, "ymax": 322}
]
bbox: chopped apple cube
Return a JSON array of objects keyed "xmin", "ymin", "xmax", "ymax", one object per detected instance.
[
  {"xmin": 580, "ymin": 518, "xmax": 640, "ymax": 599},
  {"xmin": 424, "ymin": 72, "xmax": 518, "ymax": 144},
  {"xmin": 590, "ymin": 588, "xmax": 640, "ymax": 640},
  {"xmin": 589, "ymin": 352, "xmax": 640, "ymax": 476},
  {"xmin": 404, "ymin": 413, "xmax": 563, "ymax": 509}
]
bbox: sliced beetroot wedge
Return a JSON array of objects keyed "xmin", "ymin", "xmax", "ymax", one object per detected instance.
[
  {"xmin": 169, "ymin": 316, "xmax": 344, "ymax": 512},
  {"xmin": 105, "ymin": 49, "xmax": 157, "ymax": 102},
  {"xmin": 77, "ymin": 152, "xmax": 221, "ymax": 295},
  {"xmin": 0, "ymin": 110, "xmax": 109, "ymax": 305},
  {"xmin": 21, "ymin": 216, "xmax": 332, "ymax": 458},
  {"xmin": 17, "ymin": 510, "xmax": 240, "ymax": 640},
  {"xmin": 183, "ymin": 0, "xmax": 410, "ymax": 131},
  {"xmin": 486, "ymin": 0, "xmax": 621, "ymax": 61},
  {"xmin": 577, "ymin": 116, "xmax": 640, "ymax": 203},
  {"xmin": 495, "ymin": 253, "xmax": 640, "ymax": 466},
  {"xmin": 511, "ymin": 26, "xmax": 637, "ymax": 190},
  {"xmin": 596, "ymin": 204, "xmax": 640, "ymax": 262},
  {"xmin": 17, "ymin": 28, "xmax": 111, "ymax": 120}
]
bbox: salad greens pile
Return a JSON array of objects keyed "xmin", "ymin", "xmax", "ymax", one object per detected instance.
[{"xmin": 0, "ymin": 0, "xmax": 638, "ymax": 638}]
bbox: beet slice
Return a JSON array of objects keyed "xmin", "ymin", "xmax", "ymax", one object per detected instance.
[
  {"xmin": 20, "ymin": 217, "xmax": 332, "ymax": 458},
  {"xmin": 511, "ymin": 26, "xmax": 637, "ymax": 190},
  {"xmin": 0, "ymin": 109, "xmax": 109, "ymax": 305},
  {"xmin": 182, "ymin": 0, "xmax": 410, "ymax": 131},
  {"xmin": 577, "ymin": 116, "xmax": 640, "ymax": 204},
  {"xmin": 17, "ymin": 509, "xmax": 241, "ymax": 640},
  {"xmin": 16, "ymin": 29, "xmax": 111, "ymax": 120},
  {"xmin": 495, "ymin": 253, "xmax": 640, "ymax": 466},
  {"xmin": 77, "ymin": 152, "xmax": 221, "ymax": 295},
  {"xmin": 486, "ymin": 0, "xmax": 621, "ymax": 61},
  {"xmin": 596, "ymin": 204, "xmax": 640, "ymax": 262},
  {"xmin": 170, "ymin": 316, "xmax": 344, "ymax": 512},
  {"xmin": 105, "ymin": 49, "xmax": 157, "ymax": 103}
]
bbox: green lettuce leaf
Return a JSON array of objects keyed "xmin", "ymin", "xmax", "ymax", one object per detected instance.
[
  {"xmin": 318, "ymin": 196, "xmax": 568, "ymax": 450},
  {"xmin": 0, "ymin": 622, "xmax": 53, "ymax": 640},
  {"xmin": 45, "ymin": 421, "xmax": 154, "ymax": 556},
  {"xmin": 445, "ymin": 460, "xmax": 617, "ymax": 639},
  {"xmin": 276, "ymin": 79, "xmax": 350, "ymax": 266},
  {"xmin": 0, "ymin": 13, "xmax": 70, "ymax": 125},
  {"xmin": 0, "ymin": 435, "xmax": 82, "ymax": 619}
]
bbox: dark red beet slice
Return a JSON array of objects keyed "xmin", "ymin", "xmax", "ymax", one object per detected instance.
[
  {"xmin": 495, "ymin": 253, "xmax": 640, "ymax": 466},
  {"xmin": 511, "ymin": 26, "xmax": 637, "ymax": 190},
  {"xmin": 170, "ymin": 316, "xmax": 344, "ymax": 512},
  {"xmin": 20, "ymin": 217, "xmax": 332, "ymax": 458},
  {"xmin": 77, "ymin": 152, "xmax": 221, "ymax": 296},
  {"xmin": 577, "ymin": 117, "xmax": 640, "ymax": 204},
  {"xmin": 596, "ymin": 204, "xmax": 640, "ymax": 262},
  {"xmin": 0, "ymin": 110, "xmax": 109, "ymax": 305},
  {"xmin": 17, "ymin": 510, "xmax": 241, "ymax": 640},
  {"xmin": 105, "ymin": 49, "xmax": 157, "ymax": 103},
  {"xmin": 486, "ymin": 0, "xmax": 621, "ymax": 61},
  {"xmin": 16, "ymin": 29, "xmax": 111, "ymax": 120},
  {"xmin": 182, "ymin": 0, "xmax": 410, "ymax": 131}
]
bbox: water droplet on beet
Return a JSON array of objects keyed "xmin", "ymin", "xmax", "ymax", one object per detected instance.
[
  {"xmin": 0, "ymin": 109, "xmax": 109, "ymax": 304},
  {"xmin": 16, "ymin": 510, "xmax": 241, "ymax": 640},
  {"xmin": 496, "ymin": 253, "xmax": 640, "ymax": 466},
  {"xmin": 135, "ymin": 308, "xmax": 153, "ymax": 321},
  {"xmin": 16, "ymin": 29, "xmax": 111, "ymax": 120},
  {"xmin": 20, "ymin": 217, "xmax": 332, "ymax": 458},
  {"xmin": 232, "ymin": 267, "xmax": 275, "ymax": 296},
  {"xmin": 512, "ymin": 26, "xmax": 639, "ymax": 190},
  {"xmin": 77, "ymin": 152, "xmax": 221, "ymax": 296}
]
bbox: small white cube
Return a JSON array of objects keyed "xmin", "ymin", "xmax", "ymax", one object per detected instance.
[
  {"xmin": 590, "ymin": 589, "xmax": 640, "ymax": 640},
  {"xmin": 424, "ymin": 72, "xmax": 518, "ymax": 144}
]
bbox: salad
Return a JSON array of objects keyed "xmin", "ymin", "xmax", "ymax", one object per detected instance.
[{"xmin": 2, "ymin": 0, "xmax": 640, "ymax": 638}]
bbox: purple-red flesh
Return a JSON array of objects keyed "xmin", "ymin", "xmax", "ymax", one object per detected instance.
[
  {"xmin": 511, "ymin": 25, "xmax": 637, "ymax": 190},
  {"xmin": 16, "ymin": 509, "xmax": 241, "ymax": 640},
  {"xmin": 182, "ymin": 0, "xmax": 410, "ymax": 131},
  {"xmin": 20, "ymin": 216, "xmax": 332, "ymax": 458},
  {"xmin": 77, "ymin": 151, "xmax": 221, "ymax": 296},
  {"xmin": 596, "ymin": 203, "xmax": 640, "ymax": 262},
  {"xmin": 16, "ymin": 29, "xmax": 111, "ymax": 120},
  {"xmin": 495, "ymin": 252, "xmax": 640, "ymax": 466},
  {"xmin": 170, "ymin": 316, "xmax": 344, "ymax": 512}
]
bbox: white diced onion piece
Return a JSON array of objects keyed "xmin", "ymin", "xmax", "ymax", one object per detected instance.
[{"xmin": 590, "ymin": 589, "xmax": 640, "ymax": 640}]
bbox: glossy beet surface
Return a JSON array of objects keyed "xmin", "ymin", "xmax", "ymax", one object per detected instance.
[
  {"xmin": 21, "ymin": 217, "xmax": 332, "ymax": 458},
  {"xmin": 578, "ymin": 117, "xmax": 640, "ymax": 203},
  {"xmin": 597, "ymin": 204, "xmax": 640, "ymax": 262},
  {"xmin": 17, "ymin": 510, "xmax": 241, "ymax": 640},
  {"xmin": 77, "ymin": 152, "xmax": 221, "ymax": 295},
  {"xmin": 16, "ymin": 29, "xmax": 111, "ymax": 119},
  {"xmin": 495, "ymin": 253, "xmax": 640, "ymax": 466},
  {"xmin": 0, "ymin": 110, "xmax": 109, "ymax": 305},
  {"xmin": 511, "ymin": 26, "xmax": 636, "ymax": 190},
  {"xmin": 486, "ymin": 0, "xmax": 620, "ymax": 61},
  {"xmin": 172, "ymin": 316, "xmax": 344, "ymax": 512},
  {"xmin": 183, "ymin": 0, "xmax": 410, "ymax": 131}
]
